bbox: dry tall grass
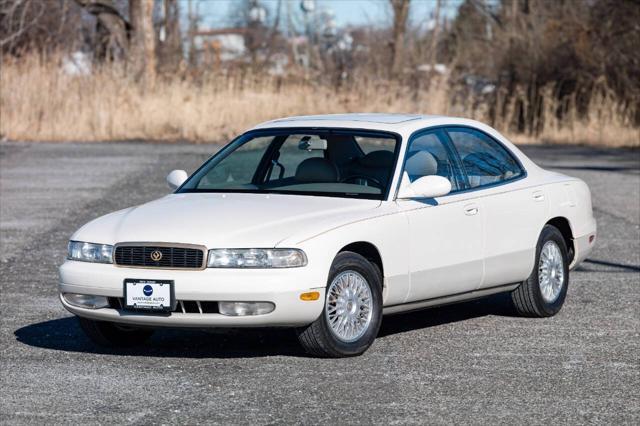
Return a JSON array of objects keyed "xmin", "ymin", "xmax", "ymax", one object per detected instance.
[{"xmin": 1, "ymin": 55, "xmax": 638, "ymax": 146}]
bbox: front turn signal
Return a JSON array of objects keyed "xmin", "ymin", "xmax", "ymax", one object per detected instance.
[{"xmin": 300, "ymin": 291, "xmax": 320, "ymax": 301}]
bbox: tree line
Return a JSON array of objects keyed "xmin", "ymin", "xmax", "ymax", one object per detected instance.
[{"xmin": 1, "ymin": 0, "xmax": 638, "ymax": 135}]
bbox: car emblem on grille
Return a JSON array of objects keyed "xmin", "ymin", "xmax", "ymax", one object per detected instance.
[{"xmin": 150, "ymin": 250, "xmax": 163, "ymax": 261}]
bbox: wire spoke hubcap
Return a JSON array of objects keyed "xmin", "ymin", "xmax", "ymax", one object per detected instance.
[
  {"xmin": 325, "ymin": 270, "xmax": 373, "ymax": 343},
  {"xmin": 538, "ymin": 241, "xmax": 565, "ymax": 303}
]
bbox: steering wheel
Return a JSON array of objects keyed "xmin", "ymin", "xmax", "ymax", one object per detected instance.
[{"xmin": 340, "ymin": 175, "xmax": 383, "ymax": 188}]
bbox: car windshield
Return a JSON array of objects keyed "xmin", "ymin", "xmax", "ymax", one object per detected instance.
[{"xmin": 178, "ymin": 129, "xmax": 400, "ymax": 200}]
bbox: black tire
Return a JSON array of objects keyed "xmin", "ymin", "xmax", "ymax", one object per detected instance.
[
  {"xmin": 296, "ymin": 251, "xmax": 383, "ymax": 358},
  {"xmin": 511, "ymin": 225, "xmax": 570, "ymax": 317},
  {"xmin": 78, "ymin": 317, "xmax": 154, "ymax": 348}
]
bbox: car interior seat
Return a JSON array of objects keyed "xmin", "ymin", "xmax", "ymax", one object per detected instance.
[
  {"xmin": 404, "ymin": 150, "xmax": 438, "ymax": 182},
  {"xmin": 295, "ymin": 157, "xmax": 339, "ymax": 183},
  {"xmin": 346, "ymin": 150, "xmax": 395, "ymax": 187}
]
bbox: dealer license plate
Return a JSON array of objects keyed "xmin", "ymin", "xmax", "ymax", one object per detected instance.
[{"xmin": 124, "ymin": 279, "xmax": 174, "ymax": 312}]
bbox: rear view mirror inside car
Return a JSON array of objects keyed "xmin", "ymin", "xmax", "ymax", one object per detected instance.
[{"xmin": 298, "ymin": 136, "xmax": 328, "ymax": 151}]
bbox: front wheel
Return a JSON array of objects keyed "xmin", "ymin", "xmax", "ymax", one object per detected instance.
[
  {"xmin": 297, "ymin": 251, "xmax": 383, "ymax": 357},
  {"xmin": 511, "ymin": 225, "xmax": 570, "ymax": 317},
  {"xmin": 78, "ymin": 317, "xmax": 154, "ymax": 348}
]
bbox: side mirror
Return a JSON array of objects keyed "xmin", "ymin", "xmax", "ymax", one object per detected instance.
[
  {"xmin": 166, "ymin": 169, "xmax": 188, "ymax": 190},
  {"xmin": 397, "ymin": 175, "xmax": 452, "ymax": 199}
]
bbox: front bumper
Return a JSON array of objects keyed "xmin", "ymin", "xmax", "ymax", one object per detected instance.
[{"xmin": 59, "ymin": 260, "xmax": 325, "ymax": 327}]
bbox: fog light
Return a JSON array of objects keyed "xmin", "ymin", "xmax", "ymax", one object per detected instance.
[
  {"xmin": 300, "ymin": 291, "xmax": 320, "ymax": 301},
  {"xmin": 63, "ymin": 293, "xmax": 109, "ymax": 309},
  {"xmin": 218, "ymin": 302, "xmax": 275, "ymax": 316}
]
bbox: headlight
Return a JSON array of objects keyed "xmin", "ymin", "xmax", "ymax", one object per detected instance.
[
  {"xmin": 67, "ymin": 241, "xmax": 113, "ymax": 264},
  {"xmin": 207, "ymin": 248, "xmax": 307, "ymax": 268}
]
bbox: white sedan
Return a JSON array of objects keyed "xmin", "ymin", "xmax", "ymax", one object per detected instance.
[{"xmin": 59, "ymin": 114, "xmax": 596, "ymax": 357}]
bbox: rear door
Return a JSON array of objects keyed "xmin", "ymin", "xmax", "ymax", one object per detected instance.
[
  {"xmin": 446, "ymin": 127, "xmax": 547, "ymax": 288},
  {"xmin": 396, "ymin": 129, "xmax": 484, "ymax": 302}
]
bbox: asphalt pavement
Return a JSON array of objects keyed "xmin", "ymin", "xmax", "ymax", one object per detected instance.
[{"xmin": 0, "ymin": 141, "xmax": 638, "ymax": 424}]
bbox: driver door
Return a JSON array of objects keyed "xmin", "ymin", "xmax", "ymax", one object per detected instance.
[{"xmin": 396, "ymin": 129, "xmax": 484, "ymax": 302}]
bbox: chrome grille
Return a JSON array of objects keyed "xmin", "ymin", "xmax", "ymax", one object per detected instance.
[{"xmin": 114, "ymin": 245, "xmax": 205, "ymax": 269}]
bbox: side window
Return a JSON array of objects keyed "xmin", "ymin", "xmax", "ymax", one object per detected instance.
[
  {"xmin": 404, "ymin": 131, "xmax": 461, "ymax": 191},
  {"xmin": 447, "ymin": 128, "xmax": 524, "ymax": 189}
]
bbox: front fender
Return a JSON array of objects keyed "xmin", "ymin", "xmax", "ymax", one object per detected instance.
[{"xmin": 290, "ymin": 203, "xmax": 410, "ymax": 306}]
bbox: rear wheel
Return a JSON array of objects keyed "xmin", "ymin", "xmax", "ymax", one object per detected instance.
[
  {"xmin": 297, "ymin": 252, "xmax": 383, "ymax": 357},
  {"xmin": 511, "ymin": 225, "xmax": 569, "ymax": 317},
  {"xmin": 78, "ymin": 317, "xmax": 154, "ymax": 347}
]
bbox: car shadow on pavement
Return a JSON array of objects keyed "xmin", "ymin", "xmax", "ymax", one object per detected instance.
[
  {"xmin": 577, "ymin": 258, "xmax": 640, "ymax": 272},
  {"xmin": 378, "ymin": 292, "xmax": 517, "ymax": 337},
  {"xmin": 14, "ymin": 317, "xmax": 308, "ymax": 358},
  {"xmin": 15, "ymin": 293, "xmax": 518, "ymax": 358}
]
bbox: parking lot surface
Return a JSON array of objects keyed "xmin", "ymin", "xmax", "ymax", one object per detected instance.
[{"xmin": 1, "ymin": 142, "xmax": 638, "ymax": 424}]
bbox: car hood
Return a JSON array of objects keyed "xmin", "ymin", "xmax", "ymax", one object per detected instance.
[{"xmin": 72, "ymin": 193, "xmax": 382, "ymax": 248}]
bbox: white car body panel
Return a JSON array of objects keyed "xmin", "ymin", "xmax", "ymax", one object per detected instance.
[
  {"xmin": 71, "ymin": 193, "xmax": 382, "ymax": 248},
  {"xmin": 480, "ymin": 185, "xmax": 548, "ymax": 287},
  {"xmin": 59, "ymin": 114, "xmax": 597, "ymax": 328},
  {"xmin": 398, "ymin": 198, "xmax": 483, "ymax": 300}
]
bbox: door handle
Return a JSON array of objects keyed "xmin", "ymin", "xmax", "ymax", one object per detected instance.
[
  {"xmin": 464, "ymin": 206, "xmax": 479, "ymax": 216},
  {"xmin": 532, "ymin": 191, "xmax": 545, "ymax": 202}
]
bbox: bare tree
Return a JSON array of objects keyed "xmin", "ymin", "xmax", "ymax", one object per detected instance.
[
  {"xmin": 187, "ymin": 0, "xmax": 198, "ymax": 68},
  {"xmin": 389, "ymin": 0, "xmax": 410, "ymax": 77},
  {"xmin": 0, "ymin": 0, "xmax": 45, "ymax": 50},
  {"xmin": 262, "ymin": 0, "xmax": 282, "ymax": 66},
  {"xmin": 74, "ymin": 0, "xmax": 129, "ymax": 62},
  {"xmin": 159, "ymin": 0, "xmax": 182, "ymax": 72},
  {"xmin": 129, "ymin": 0, "xmax": 156, "ymax": 85},
  {"xmin": 446, "ymin": 0, "xmax": 640, "ymax": 133},
  {"xmin": 428, "ymin": 0, "xmax": 442, "ymax": 70},
  {"xmin": 1, "ymin": 0, "xmax": 82, "ymax": 54}
]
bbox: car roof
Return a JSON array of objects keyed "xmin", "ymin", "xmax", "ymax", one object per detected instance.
[
  {"xmin": 268, "ymin": 113, "xmax": 429, "ymax": 124},
  {"xmin": 252, "ymin": 113, "xmax": 452, "ymax": 130},
  {"xmin": 250, "ymin": 113, "xmax": 484, "ymax": 134}
]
